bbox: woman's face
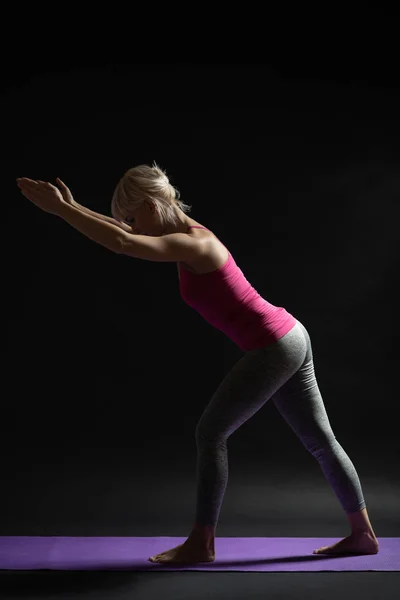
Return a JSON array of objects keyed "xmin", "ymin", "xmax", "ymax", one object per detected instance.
[{"xmin": 124, "ymin": 201, "xmax": 164, "ymax": 236}]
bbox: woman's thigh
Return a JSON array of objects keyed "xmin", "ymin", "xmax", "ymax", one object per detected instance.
[
  {"xmin": 195, "ymin": 321, "xmax": 308, "ymax": 441},
  {"xmin": 271, "ymin": 322, "xmax": 337, "ymax": 453}
]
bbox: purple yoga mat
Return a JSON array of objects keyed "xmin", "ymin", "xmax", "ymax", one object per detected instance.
[{"xmin": 0, "ymin": 537, "xmax": 398, "ymax": 572}]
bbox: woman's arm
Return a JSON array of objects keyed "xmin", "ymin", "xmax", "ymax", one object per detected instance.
[
  {"xmin": 57, "ymin": 202, "xmax": 126, "ymax": 253},
  {"xmin": 72, "ymin": 200, "xmax": 133, "ymax": 233},
  {"xmin": 56, "ymin": 178, "xmax": 133, "ymax": 233}
]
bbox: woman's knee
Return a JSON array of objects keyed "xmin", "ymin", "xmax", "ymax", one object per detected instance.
[
  {"xmin": 306, "ymin": 432, "xmax": 338, "ymax": 459},
  {"xmin": 195, "ymin": 422, "xmax": 226, "ymax": 446}
]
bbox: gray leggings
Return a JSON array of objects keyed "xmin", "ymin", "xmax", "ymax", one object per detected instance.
[{"xmin": 195, "ymin": 320, "xmax": 366, "ymax": 527}]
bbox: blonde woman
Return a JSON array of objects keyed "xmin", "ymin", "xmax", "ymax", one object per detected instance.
[{"xmin": 17, "ymin": 163, "xmax": 379, "ymax": 565}]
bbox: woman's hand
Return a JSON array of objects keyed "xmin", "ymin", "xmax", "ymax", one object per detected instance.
[
  {"xmin": 17, "ymin": 177, "xmax": 68, "ymax": 216},
  {"xmin": 56, "ymin": 177, "xmax": 76, "ymax": 206}
]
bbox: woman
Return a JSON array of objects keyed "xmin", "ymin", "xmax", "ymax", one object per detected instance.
[{"xmin": 17, "ymin": 163, "xmax": 379, "ymax": 565}]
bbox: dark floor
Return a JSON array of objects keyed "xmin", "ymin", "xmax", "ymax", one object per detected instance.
[
  {"xmin": 0, "ymin": 571, "xmax": 399, "ymax": 600},
  {"xmin": 1, "ymin": 454, "xmax": 399, "ymax": 600}
]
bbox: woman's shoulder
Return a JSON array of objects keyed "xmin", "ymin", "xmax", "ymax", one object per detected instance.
[{"xmin": 182, "ymin": 221, "xmax": 229, "ymax": 274}]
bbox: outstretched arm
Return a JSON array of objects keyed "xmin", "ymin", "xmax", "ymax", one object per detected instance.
[
  {"xmin": 56, "ymin": 177, "xmax": 133, "ymax": 233},
  {"xmin": 57, "ymin": 202, "xmax": 125, "ymax": 253},
  {"xmin": 17, "ymin": 176, "xmax": 131, "ymax": 252},
  {"xmin": 71, "ymin": 200, "xmax": 133, "ymax": 233}
]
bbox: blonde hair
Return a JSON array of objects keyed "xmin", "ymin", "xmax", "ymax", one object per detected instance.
[{"xmin": 111, "ymin": 162, "xmax": 192, "ymax": 227}]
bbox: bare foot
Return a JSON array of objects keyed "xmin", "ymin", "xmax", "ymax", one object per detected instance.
[
  {"xmin": 149, "ymin": 541, "xmax": 216, "ymax": 564},
  {"xmin": 313, "ymin": 530, "xmax": 379, "ymax": 555}
]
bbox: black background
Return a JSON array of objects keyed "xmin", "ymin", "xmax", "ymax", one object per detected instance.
[{"xmin": 2, "ymin": 33, "xmax": 399, "ymax": 600}]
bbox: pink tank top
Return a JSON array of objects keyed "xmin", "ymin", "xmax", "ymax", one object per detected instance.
[{"xmin": 179, "ymin": 226, "xmax": 297, "ymax": 351}]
